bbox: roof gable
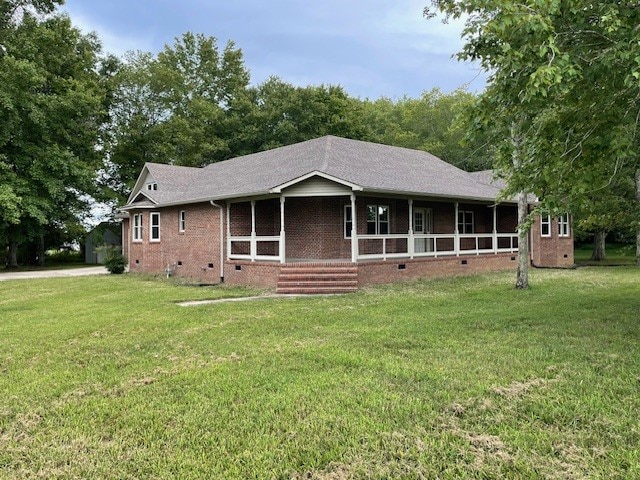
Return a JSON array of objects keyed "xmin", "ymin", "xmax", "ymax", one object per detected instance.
[{"xmin": 271, "ymin": 171, "xmax": 363, "ymax": 196}]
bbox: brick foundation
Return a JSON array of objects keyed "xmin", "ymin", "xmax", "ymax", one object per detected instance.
[
  {"xmin": 223, "ymin": 261, "xmax": 281, "ymax": 288},
  {"xmin": 357, "ymin": 253, "xmax": 518, "ymax": 287}
]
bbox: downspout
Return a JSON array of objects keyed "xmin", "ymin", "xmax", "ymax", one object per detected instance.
[{"xmin": 210, "ymin": 201, "xmax": 225, "ymax": 283}]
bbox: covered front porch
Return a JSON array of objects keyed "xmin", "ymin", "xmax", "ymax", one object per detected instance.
[{"xmin": 226, "ymin": 194, "xmax": 519, "ymax": 264}]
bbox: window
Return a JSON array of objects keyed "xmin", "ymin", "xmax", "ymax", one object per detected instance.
[
  {"xmin": 558, "ymin": 213, "xmax": 570, "ymax": 237},
  {"xmin": 457, "ymin": 210, "xmax": 474, "ymax": 234},
  {"xmin": 132, "ymin": 213, "xmax": 142, "ymax": 241},
  {"xmin": 540, "ymin": 214, "xmax": 551, "ymax": 237},
  {"xmin": 344, "ymin": 205, "xmax": 353, "ymax": 238},
  {"xmin": 146, "ymin": 182, "xmax": 158, "ymax": 191},
  {"xmin": 179, "ymin": 210, "xmax": 186, "ymax": 232},
  {"xmin": 150, "ymin": 212, "xmax": 160, "ymax": 241},
  {"xmin": 366, "ymin": 205, "xmax": 389, "ymax": 235}
]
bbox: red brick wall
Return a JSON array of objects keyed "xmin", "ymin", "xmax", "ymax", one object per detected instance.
[
  {"xmin": 285, "ymin": 197, "xmax": 352, "ymax": 259},
  {"xmin": 126, "ymin": 203, "xmax": 223, "ymax": 282},
  {"xmin": 530, "ymin": 214, "xmax": 574, "ymax": 267},
  {"xmin": 223, "ymin": 261, "xmax": 281, "ymax": 288},
  {"xmin": 358, "ymin": 253, "xmax": 518, "ymax": 286}
]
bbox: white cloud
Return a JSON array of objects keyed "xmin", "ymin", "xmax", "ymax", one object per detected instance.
[{"xmin": 69, "ymin": 12, "xmax": 154, "ymax": 56}]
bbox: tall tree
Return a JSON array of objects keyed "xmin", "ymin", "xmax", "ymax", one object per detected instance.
[
  {"xmin": 242, "ymin": 77, "xmax": 369, "ymax": 153},
  {"xmin": 105, "ymin": 33, "xmax": 252, "ymax": 199},
  {"xmin": 0, "ymin": 5, "xmax": 105, "ymax": 266},
  {"xmin": 426, "ymin": 0, "xmax": 640, "ymax": 278}
]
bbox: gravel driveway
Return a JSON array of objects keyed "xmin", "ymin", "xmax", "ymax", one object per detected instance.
[{"xmin": 0, "ymin": 266, "xmax": 108, "ymax": 281}]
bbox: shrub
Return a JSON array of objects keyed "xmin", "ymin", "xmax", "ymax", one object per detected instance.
[{"xmin": 102, "ymin": 247, "xmax": 126, "ymax": 274}]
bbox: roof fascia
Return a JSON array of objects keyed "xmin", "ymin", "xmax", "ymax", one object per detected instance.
[
  {"xmin": 360, "ymin": 187, "xmax": 516, "ymax": 204},
  {"xmin": 121, "ymin": 191, "xmax": 158, "ymax": 210},
  {"xmin": 269, "ymin": 171, "xmax": 363, "ymax": 194}
]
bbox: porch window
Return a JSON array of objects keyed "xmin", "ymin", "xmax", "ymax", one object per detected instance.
[
  {"xmin": 541, "ymin": 214, "xmax": 551, "ymax": 237},
  {"xmin": 150, "ymin": 212, "xmax": 160, "ymax": 242},
  {"xmin": 344, "ymin": 205, "xmax": 352, "ymax": 238},
  {"xmin": 457, "ymin": 210, "xmax": 474, "ymax": 234},
  {"xmin": 558, "ymin": 213, "xmax": 570, "ymax": 237},
  {"xmin": 179, "ymin": 210, "xmax": 186, "ymax": 232},
  {"xmin": 132, "ymin": 214, "xmax": 142, "ymax": 242},
  {"xmin": 367, "ymin": 205, "xmax": 389, "ymax": 235}
]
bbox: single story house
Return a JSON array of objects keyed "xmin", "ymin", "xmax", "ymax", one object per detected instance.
[{"xmin": 120, "ymin": 136, "xmax": 573, "ymax": 293}]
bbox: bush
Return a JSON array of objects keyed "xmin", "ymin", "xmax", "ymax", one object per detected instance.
[
  {"xmin": 46, "ymin": 249, "xmax": 84, "ymax": 264},
  {"xmin": 102, "ymin": 247, "xmax": 126, "ymax": 274}
]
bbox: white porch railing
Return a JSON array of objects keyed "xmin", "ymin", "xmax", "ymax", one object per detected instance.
[
  {"xmin": 357, "ymin": 233, "xmax": 519, "ymax": 261},
  {"xmin": 228, "ymin": 232, "xmax": 518, "ymax": 263},
  {"xmin": 228, "ymin": 235, "xmax": 282, "ymax": 262}
]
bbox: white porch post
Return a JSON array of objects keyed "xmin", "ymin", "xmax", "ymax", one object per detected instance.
[
  {"xmin": 492, "ymin": 205, "xmax": 498, "ymax": 254},
  {"xmin": 250, "ymin": 200, "xmax": 256, "ymax": 261},
  {"xmin": 408, "ymin": 198, "xmax": 414, "ymax": 259},
  {"xmin": 226, "ymin": 202, "xmax": 231, "ymax": 261},
  {"xmin": 350, "ymin": 193, "xmax": 358, "ymax": 263},
  {"xmin": 280, "ymin": 196, "xmax": 286, "ymax": 263},
  {"xmin": 454, "ymin": 201, "xmax": 460, "ymax": 256}
]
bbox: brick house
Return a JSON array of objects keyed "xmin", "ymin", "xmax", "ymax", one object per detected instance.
[{"xmin": 121, "ymin": 136, "xmax": 573, "ymax": 293}]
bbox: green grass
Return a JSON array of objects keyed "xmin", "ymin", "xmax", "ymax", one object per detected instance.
[
  {"xmin": 1, "ymin": 269, "xmax": 639, "ymax": 479},
  {"xmin": 574, "ymin": 243, "xmax": 636, "ymax": 265}
]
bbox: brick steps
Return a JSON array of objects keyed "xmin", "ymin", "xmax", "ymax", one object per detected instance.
[{"xmin": 276, "ymin": 264, "xmax": 358, "ymax": 294}]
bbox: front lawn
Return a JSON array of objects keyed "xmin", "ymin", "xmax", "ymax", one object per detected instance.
[
  {"xmin": 574, "ymin": 242, "xmax": 636, "ymax": 265},
  {"xmin": 1, "ymin": 269, "xmax": 639, "ymax": 478}
]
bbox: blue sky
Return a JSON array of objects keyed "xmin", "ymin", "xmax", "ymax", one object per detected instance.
[{"xmin": 63, "ymin": 0, "xmax": 485, "ymax": 99}]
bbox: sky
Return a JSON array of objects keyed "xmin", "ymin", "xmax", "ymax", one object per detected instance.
[{"xmin": 62, "ymin": 0, "xmax": 486, "ymax": 100}]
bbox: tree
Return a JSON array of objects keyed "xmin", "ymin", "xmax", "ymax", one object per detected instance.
[
  {"xmin": 426, "ymin": 1, "xmax": 640, "ymax": 280},
  {"xmin": 105, "ymin": 33, "xmax": 252, "ymax": 200},
  {"xmin": 360, "ymin": 89, "xmax": 493, "ymax": 171},
  {"xmin": 0, "ymin": 6, "xmax": 106, "ymax": 266},
  {"xmin": 241, "ymin": 77, "xmax": 369, "ymax": 153}
]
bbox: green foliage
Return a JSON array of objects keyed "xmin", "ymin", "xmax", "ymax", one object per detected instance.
[
  {"xmin": 360, "ymin": 88, "xmax": 493, "ymax": 171},
  {"xmin": 0, "ymin": 270, "xmax": 639, "ymax": 477},
  {"xmin": 427, "ymin": 0, "xmax": 640, "ymax": 265},
  {"xmin": 104, "ymin": 33, "xmax": 252, "ymax": 198},
  {"xmin": 45, "ymin": 249, "xmax": 84, "ymax": 264},
  {"xmin": 101, "ymin": 246, "xmax": 125, "ymax": 274},
  {"xmin": 241, "ymin": 77, "xmax": 369, "ymax": 153},
  {"xmin": 0, "ymin": 3, "xmax": 107, "ymax": 264}
]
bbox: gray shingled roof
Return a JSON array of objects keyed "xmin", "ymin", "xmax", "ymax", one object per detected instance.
[{"xmin": 126, "ymin": 136, "xmax": 510, "ymax": 207}]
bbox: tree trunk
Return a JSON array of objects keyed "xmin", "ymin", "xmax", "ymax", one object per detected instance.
[
  {"xmin": 590, "ymin": 230, "xmax": 606, "ymax": 261},
  {"xmin": 511, "ymin": 122, "xmax": 530, "ymax": 289},
  {"xmin": 37, "ymin": 234, "xmax": 45, "ymax": 266},
  {"xmin": 636, "ymin": 167, "xmax": 640, "ymax": 267},
  {"xmin": 515, "ymin": 190, "xmax": 530, "ymax": 289},
  {"xmin": 7, "ymin": 226, "xmax": 18, "ymax": 268}
]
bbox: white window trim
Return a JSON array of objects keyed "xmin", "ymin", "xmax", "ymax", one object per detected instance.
[
  {"xmin": 150, "ymin": 212, "xmax": 161, "ymax": 242},
  {"xmin": 179, "ymin": 210, "xmax": 186, "ymax": 233},
  {"xmin": 558, "ymin": 213, "xmax": 570, "ymax": 237},
  {"xmin": 344, "ymin": 205, "xmax": 352, "ymax": 239},
  {"xmin": 366, "ymin": 204, "xmax": 389, "ymax": 235},
  {"xmin": 541, "ymin": 214, "xmax": 551, "ymax": 237},
  {"xmin": 458, "ymin": 210, "xmax": 474, "ymax": 234},
  {"xmin": 146, "ymin": 182, "xmax": 158, "ymax": 191},
  {"xmin": 132, "ymin": 213, "xmax": 143, "ymax": 242}
]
